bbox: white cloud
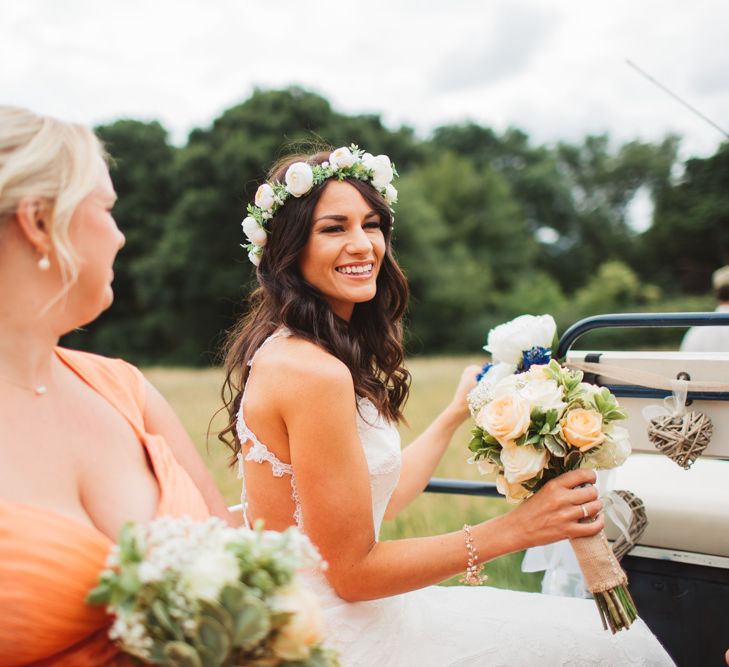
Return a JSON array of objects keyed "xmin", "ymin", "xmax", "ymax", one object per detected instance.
[{"xmin": 2, "ymin": 0, "xmax": 728, "ymax": 157}]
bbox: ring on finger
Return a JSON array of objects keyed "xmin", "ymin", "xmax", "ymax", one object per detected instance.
[{"xmin": 580, "ymin": 503, "xmax": 589, "ymax": 519}]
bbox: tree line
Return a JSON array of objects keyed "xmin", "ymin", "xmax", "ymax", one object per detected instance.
[{"xmin": 62, "ymin": 87, "xmax": 729, "ymax": 364}]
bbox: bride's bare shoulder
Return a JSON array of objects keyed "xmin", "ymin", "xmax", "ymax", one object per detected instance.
[{"xmin": 254, "ymin": 335, "xmax": 354, "ymax": 397}]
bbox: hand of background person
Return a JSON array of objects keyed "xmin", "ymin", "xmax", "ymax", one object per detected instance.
[{"xmin": 506, "ymin": 469, "xmax": 604, "ymax": 550}]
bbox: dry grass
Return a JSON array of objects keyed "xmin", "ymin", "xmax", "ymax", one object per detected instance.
[{"xmin": 143, "ymin": 357, "xmax": 543, "ymax": 592}]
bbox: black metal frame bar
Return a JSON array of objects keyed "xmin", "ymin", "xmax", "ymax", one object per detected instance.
[{"xmin": 556, "ymin": 311, "xmax": 729, "ymax": 402}]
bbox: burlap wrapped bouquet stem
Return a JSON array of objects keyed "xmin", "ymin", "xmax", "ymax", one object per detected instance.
[
  {"xmin": 569, "ymin": 529, "xmax": 636, "ymax": 633},
  {"xmin": 570, "ymin": 530, "xmax": 627, "ymax": 592}
]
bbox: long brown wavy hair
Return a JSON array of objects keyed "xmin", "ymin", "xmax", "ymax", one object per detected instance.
[{"xmin": 218, "ymin": 150, "xmax": 411, "ymax": 457}]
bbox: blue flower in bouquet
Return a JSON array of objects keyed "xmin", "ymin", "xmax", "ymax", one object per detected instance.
[
  {"xmin": 521, "ymin": 345, "xmax": 552, "ymax": 371},
  {"xmin": 484, "ymin": 314, "xmax": 556, "ymax": 369}
]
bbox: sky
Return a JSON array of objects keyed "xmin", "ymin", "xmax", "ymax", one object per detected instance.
[{"xmin": 3, "ymin": 0, "xmax": 729, "ymax": 162}]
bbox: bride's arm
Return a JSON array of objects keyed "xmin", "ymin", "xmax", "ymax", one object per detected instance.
[
  {"xmin": 384, "ymin": 364, "xmax": 481, "ymax": 519},
  {"xmin": 282, "ymin": 350, "xmax": 603, "ymax": 602}
]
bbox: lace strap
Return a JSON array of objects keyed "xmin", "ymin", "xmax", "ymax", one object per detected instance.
[{"xmin": 246, "ymin": 327, "xmax": 292, "ymax": 367}]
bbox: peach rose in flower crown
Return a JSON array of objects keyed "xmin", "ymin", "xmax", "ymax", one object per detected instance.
[
  {"xmin": 476, "ymin": 391, "xmax": 531, "ymax": 446},
  {"xmin": 561, "ymin": 408, "xmax": 605, "ymax": 452}
]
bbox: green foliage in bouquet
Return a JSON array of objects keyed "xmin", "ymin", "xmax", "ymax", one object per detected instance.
[{"xmin": 88, "ymin": 518, "xmax": 339, "ymax": 667}]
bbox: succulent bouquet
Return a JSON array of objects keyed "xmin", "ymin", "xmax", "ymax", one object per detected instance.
[
  {"xmin": 88, "ymin": 517, "xmax": 339, "ymax": 666},
  {"xmin": 467, "ymin": 315, "xmax": 637, "ymax": 633}
]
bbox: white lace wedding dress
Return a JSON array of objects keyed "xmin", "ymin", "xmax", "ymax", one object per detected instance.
[{"xmin": 237, "ymin": 331, "xmax": 675, "ymax": 667}]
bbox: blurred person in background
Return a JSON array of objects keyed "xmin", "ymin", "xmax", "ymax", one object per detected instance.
[{"xmin": 680, "ymin": 265, "xmax": 729, "ymax": 352}]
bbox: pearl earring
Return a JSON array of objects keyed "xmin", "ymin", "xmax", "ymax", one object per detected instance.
[{"xmin": 38, "ymin": 254, "xmax": 50, "ymax": 271}]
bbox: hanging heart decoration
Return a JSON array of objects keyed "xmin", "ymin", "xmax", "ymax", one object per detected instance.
[
  {"xmin": 647, "ymin": 412, "xmax": 713, "ymax": 469},
  {"xmin": 609, "ymin": 490, "xmax": 648, "ymax": 561}
]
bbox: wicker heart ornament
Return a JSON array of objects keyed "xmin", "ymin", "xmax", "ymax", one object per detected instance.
[
  {"xmin": 647, "ymin": 411, "xmax": 713, "ymax": 469},
  {"xmin": 610, "ymin": 490, "xmax": 648, "ymax": 561}
]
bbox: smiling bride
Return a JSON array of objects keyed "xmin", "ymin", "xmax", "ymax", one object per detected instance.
[{"xmin": 220, "ymin": 145, "xmax": 675, "ymax": 666}]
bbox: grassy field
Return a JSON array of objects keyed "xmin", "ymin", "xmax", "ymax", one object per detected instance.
[{"xmin": 144, "ymin": 357, "xmax": 543, "ymax": 593}]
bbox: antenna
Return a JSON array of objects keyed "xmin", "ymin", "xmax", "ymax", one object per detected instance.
[{"xmin": 626, "ymin": 59, "xmax": 729, "ymax": 140}]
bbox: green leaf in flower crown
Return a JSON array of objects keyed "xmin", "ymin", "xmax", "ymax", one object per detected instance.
[
  {"xmin": 151, "ymin": 598, "xmax": 184, "ymax": 641},
  {"xmin": 544, "ymin": 433, "xmax": 567, "ymax": 457},
  {"xmin": 248, "ymin": 569, "xmax": 275, "ymax": 595},
  {"xmin": 163, "ymin": 641, "xmax": 203, "ymax": 667},
  {"xmin": 194, "ymin": 616, "xmax": 231, "ymax": 664},
  {"xmin": 233, "ymin": 595, "xmax": 271, "ymax": 649}
]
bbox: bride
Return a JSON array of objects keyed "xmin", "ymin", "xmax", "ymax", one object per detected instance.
[{"xmin": 220, "ymin": 146, "xmax": 674, "ymax": 666}]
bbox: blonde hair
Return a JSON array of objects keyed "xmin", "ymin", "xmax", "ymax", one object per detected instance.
[{"xmin": 0, "ymin": 105, "xmax": 107, "ymax": 287}]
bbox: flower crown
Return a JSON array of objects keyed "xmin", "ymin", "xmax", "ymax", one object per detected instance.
[{"xmin": 241, "ymin": 145, "xmax": 398, "ymax": 266}]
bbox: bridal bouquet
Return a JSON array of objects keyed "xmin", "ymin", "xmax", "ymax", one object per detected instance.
[
  {"xmin": 467, "ymin": 315, "xmax": 637, "ymax": 633},
  {"xmin": 88, "ymin": 517, "xmax": 339, "ymax": 666}
]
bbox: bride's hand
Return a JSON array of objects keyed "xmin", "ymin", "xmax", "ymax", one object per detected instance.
[
  {"xmin": 446, "ymin": 364, "xmax": 483, "ymax": 423},
  {"xmin": 507, "ymin": 468, "xmax": 604, "ymax": 550}
]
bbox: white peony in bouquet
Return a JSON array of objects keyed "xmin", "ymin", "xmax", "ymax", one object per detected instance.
[
  {"xmin": 467, "ymin": 315, "xmax": 636, "ymax": 633},
  {"xmin": 88, "ymin": 517, "xmax": 339, "ymax": 666}
]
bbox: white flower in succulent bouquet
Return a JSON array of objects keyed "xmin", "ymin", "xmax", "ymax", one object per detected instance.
[
  {"xmin": 285, "ymin": 161, "xmax": 315, "ymax": 197},
  {"xmin": 485, "ymin": 314, "xmax": 556, "ymax": 367},
  {"xmin": 183, "ymin": 548, "xmax": 240, "ymax": 601}
]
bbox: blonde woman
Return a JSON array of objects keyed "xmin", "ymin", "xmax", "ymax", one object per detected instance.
[{"xmin": 0, "ymin": 107, "xmax": 232, "ymax": 665}]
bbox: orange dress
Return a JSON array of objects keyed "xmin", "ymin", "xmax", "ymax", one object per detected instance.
[{"xmin": 0, "ymin": 348, "xmax": 211, "ymax": 666}]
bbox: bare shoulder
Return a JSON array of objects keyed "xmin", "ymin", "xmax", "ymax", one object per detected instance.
[{"xmin": 252, "ymin": 336, "xmax": 354, "ymax": 403}]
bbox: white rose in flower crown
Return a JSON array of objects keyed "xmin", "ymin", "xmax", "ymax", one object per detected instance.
[
  {"xmin": 519, "ymin": 378, "xmax": 566, "ymax": 412},
  {"xmin": 248, "ymin": 249, "xmax": 262, "ymax": 267},
  {"xmin": 285, "ymin": 162, "xmax": 314, "ymax": 197},
  {"xmin": 485, "ymin": 314, "xmax": 556, "ymax": 366},
  {"xmin": 271, "ymin": 584, "xmax": 325, "ymax": 661},
  {"xmin": 476, "ymin": 391, "xmax": 531, "ymax": 446},
  {"xmin": 254, "ymin": 183, "xmax": 276, "ymax": 211},
  {"xmin": 501, "ymin": 441, "xmax": 548, "ymax": 484},
  {"xmin": 496, "ymin": 474, "xmax": 531, "ymax": 504},
  {"xmin": 384, "ymin": 183, "xmax": 398, "ymax": 205},
  {"xmin": 363, "ymin": 154, "xmax": 394, "ymax": 188},
  {"xmin": 584, "ymin": 424, "xmax": 631, "ymax": 469},
  {"xmin": 182, "ymin": 549, "xmax": 240, "ymax": 601},
  {"xmin": 329, "ymin": 146, "xmax": 357, "ymax": 169},
  {"xmin": 242, "ymin": 217, "xmax": 268, "ymax": 247}
]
